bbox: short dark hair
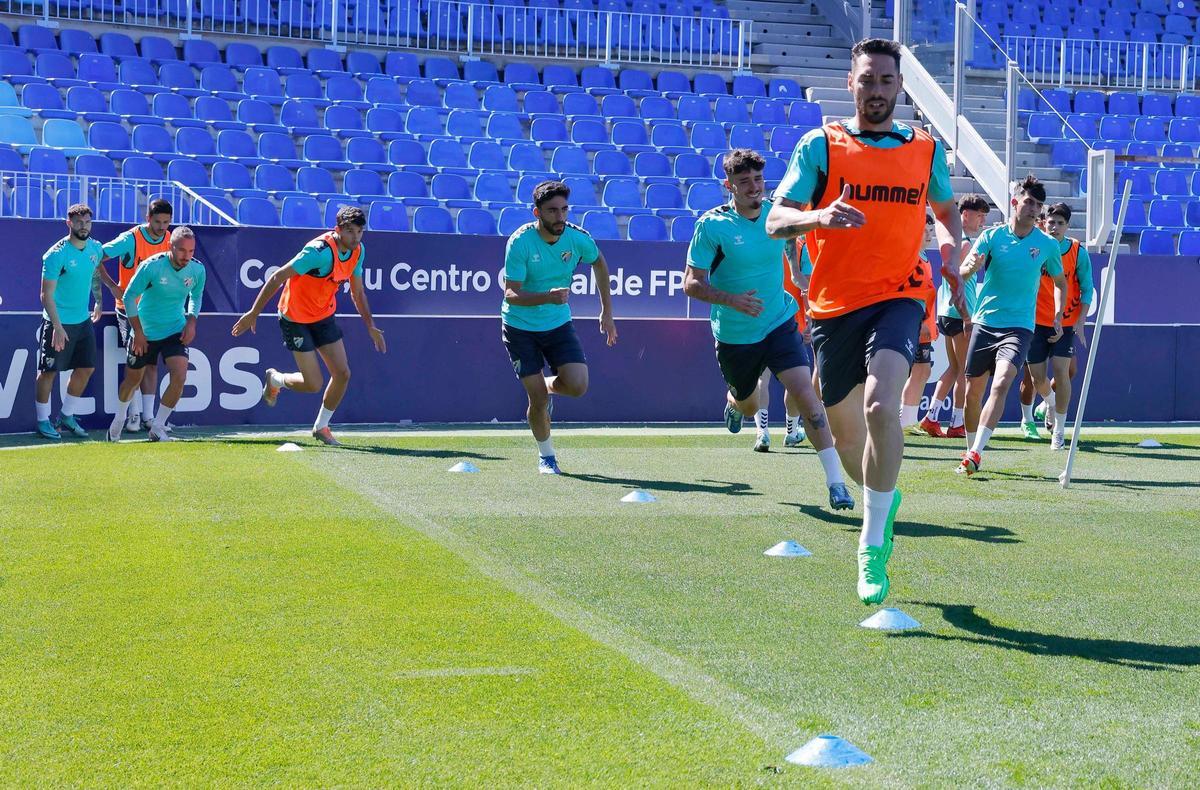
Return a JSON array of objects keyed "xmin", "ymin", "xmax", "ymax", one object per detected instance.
[
  {"xmin": 1014, "ymin": 174, "xmax": 1046, "ymax": 203},
  {"xmin": 533, "ymin": 180, "xmax": 570, "ymax": 208},
  {"xmin": 722, "ymin": 148, "xmax": 766, "ymax": 178},
  {"xmin": 959, "ymin": 194, "xmax": 989, "ymax": 213},
  {"xmin": 335, "ymin": 205, "xmax": 366, "ymax": 228},
  {"xmin": 67, "ymin": 203, "xmax": 92, "ymax": 220},
  {"xmin": 851, "ymin": 38, "xmax": 902, "ymax": 70},
  {"xmin": 147, "ymin": 198, "xmax": 173, "ymax": 218},
  {"xmin": 1046, "ymin": 202, "xmax": 1072, "ymax": 223}
]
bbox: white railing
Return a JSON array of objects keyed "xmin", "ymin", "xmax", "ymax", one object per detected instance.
[
  {"xmin": 0, "ymin": 171, "xmax": 238, "ymax": 225},
  {"xmin": 1, "ymin": 0, "xmax": 750, "ymax": 71},
  {"xmin": 1005, "ymin": 35, "xmax": 1195, "ymax": 93}
]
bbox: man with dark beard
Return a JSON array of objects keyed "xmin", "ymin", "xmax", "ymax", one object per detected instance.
[{"xmin": 765, "ymin": 38, "xmax": 966, "ymax": 606}]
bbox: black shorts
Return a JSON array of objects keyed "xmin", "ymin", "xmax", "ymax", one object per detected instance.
[
  {"xmin": 37, "ymin": 319, "xmax": 96, "ymax": 373},
  {"xmin": 502, "ymin": 320, "xmax": 587, "ymax": 379},
  {"xmin": 116, "ymin": 308, "xmax": 133, "ymax": 347},
  {"xmin": 914, "ymin": 341, "xmax": 934, "ymax": 364},
  {"xmin": 965, "ymin": 324, "xmax": 1033, "ymax": 377},
  {"xmin": 937, "ymin": 316, "xmax": 966, "ymax": 337},
  {"xmin": 127, "ymin": 332, "xmax": 188, "ymax": 369},
  {"xmin": 715, "ymin": 317, "xmax": 813, "ymax": 402},
  {"xmin": 1026, "ymin": 324, "xmax": 1076, "ymax": 365},
  {"xmin": 280, "ymin": 315, "xmax": 343, "ymax": 353},
  {"xmin": 810, "ymin": 298, "xmax": 924, "ymax": 408}
]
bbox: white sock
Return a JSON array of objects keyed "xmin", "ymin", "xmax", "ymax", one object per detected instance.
[
  {"xmin": 314, "ymin": 406, "xmax": 335, "ymax": 431},
  {"xmin": 900, "ymin": 404, "xmax": 918, "ymax": 427},
  {"xmin": 141, "ymin": 393, "xmax": 155, "ymax": 420},
  {"xmin": 153, "ymin": 405, "xmax": 173, "ymax": 430},
  {"xmin": 270, "ymin": 370, "xmax": 286, "ymax": 388},
  {"xmin": 35, "ymin": 399, "xmax": 51, "ymax": 422},
  {"xmin": 951, "ymin": 408, "xmax": 965, "ymax": 428},
  {"xmin": 971, "ymin": 426, "xmax": 993, "ymax": 454},
  {"xmin": 1054, "ymin": 410, "xmax": 1067, "ymax": 436},
  {"xmin": 817, "ymin": 447, "xmax": 844, "ymax": 486},
  {"xmin": 785, "ymin": 415, "xmax": 797, "ymax": 434},
  {"xmin": 966, "ymin": 430, "xmax": 975, "ymax": 449},
  {"xmin": 926, "ymin": 400, "xmax": 942, "ymax": 423},
  {"xmin": 755, "ymin": 409, "xmax": 769, "ymax": 432},
  {"xmin": 1044, "ymin": 392, "xmax": 1057, "ymax": 426},
  {"xmin": 536, "ymin": 436, "xmax": 554, "ymax": 457},
  {"xmin": 116, "ymin": 398, "xmax": 131, "ymax": 419},
  {"xmin": 1020, "ymin": 402, "xmax": 1034, "ymax": 422},
  {"xmin": 860, "ymin": 486, "xmax": 894, "ymax": 548},
  {"xmin": 61, "ymin": 394, "xmax": 80, "ymax": 417}
]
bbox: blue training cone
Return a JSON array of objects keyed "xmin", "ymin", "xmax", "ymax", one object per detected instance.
[
  {"xmin": 448, "ymin": 461, "xmax": 480, "ymax": 473},
  {"xmin": 859, "ymin": 608, "xmax": 921, "ymax": 631},
  {"xmin": 1138, "ymin": 439, "xmax": 1163, "ymax": 448},
  {"xmin": 763, "ymin": 540, "xmax": 812, "ymax": 557},
  {"xmin": 621, "ymin": 490, "xmax": 657, "ymax": 503},
  {"xmin": 785, "ymin": 734, "xmax": 873, "ymax": 768}
]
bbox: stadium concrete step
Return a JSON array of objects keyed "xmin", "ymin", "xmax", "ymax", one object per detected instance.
[
  {"xmin": 811, "ymin": 97, "xmax": 919, "ymax": 121},
  {"xmin": 755, "ymin": 29, "xmax": 840, "ymax": 44},
  {"xmin": 770, "ymin": 67, "xmax": 856, "ymax": 90}
]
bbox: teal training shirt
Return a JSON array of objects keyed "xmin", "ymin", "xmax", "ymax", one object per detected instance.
[
  {"xmin": 501, "ymin": 222, "xmax": 599, "ymax": 332},
  {"xmin": 971, "ymin": 225, "xmax": 1063, "ymax": 331},
  {"xmin": 687, "ymin": 199, "xmax": 797, "ymax": 344},
  {"xmin": 936, "ymin": 232, "xmax": 980, "ymax": 319},
  {"xmin": 776, "ymin": 121, "xmax": 954, "ymax": 208},
  {"xmin": 1062, "ymin": 237, "xmax": 1095, "ymax": 307},
  {"xmin": 123, "ymin": 251, "xmax": 207, "ymax": 341},
  {"xmin": 41, "ymin": 235, "xmax": 104, "ymax": 325},
  {"xmin": 288, "ymin": 239, "xmax": 366, "ymax": 278}
]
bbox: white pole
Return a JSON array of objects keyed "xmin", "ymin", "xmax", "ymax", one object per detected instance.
[{"xmin": 1059, "ymin": 180, "xmax": 1133, "ymax": 489}]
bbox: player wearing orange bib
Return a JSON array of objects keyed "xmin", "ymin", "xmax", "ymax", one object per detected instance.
[
  {"xmin": 97, "ymin": 198, "xmax": 172, "ymax": 432},
  {"xmin": 232, "ymin": 206, "xmax": 386, "ymax": 446},
  {"xmin": 766, "ymin": 38, "xmax": 967, "ymax": 605}
]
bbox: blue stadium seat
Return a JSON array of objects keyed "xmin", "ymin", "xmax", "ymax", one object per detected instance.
[
  {"xmin": 640, "ymin": 96, "xmax": 675, "ymax": 124},
  {"xmin": 244, "ymin": 66, "xmax": 285, "ymax": 104},
  {"xmin": 1171, "ymin": 118, "xmax": 1200, "ymax": 144},
  {"xmin": 1117, "ymin": 169, "xmax": 1154, "ymax": 200},
  {"xmin": 122, "ymin": 156, "xmax": 162, "ymax": 181},
  {"xmin": 276, "ymin": 99, "xmax": 322, "ymax": 136},
  {"xmin": 1138, "ymin": 229, "xmax": 1174, "ymax": 254},
  {"xmin": 550, "ymin": 145, "xmax": 591, "ymax": 176},
  {"xmin": 111, "ymin": 89, "xmax": 158, "ymax": 125},
  {"xmin": 457, "ymin": 207, "xmax": 497, "ymax": 235},
  {"xmin": 23, "ymin": 84, "xmax": 74, "ymax": 120},
  {"xmin": 176, "ymin": 127, "xmax": 221, "ymax": 164},
  {"xmin": 729, "ymin": 123, "xmax": 765, "ymax": 151},
  {"xmin": 731, "ymin": 74, "xmax": 766, "ymax": 99},
  {"xmin": 499, "ymin": 206, "xmax": 530, "ymax": 235},
  {"xmin": 645, "ymin": 183, "xmax": 692, "ymax": 218},
  {"xmin": 1108, "ymin": 91, "xmax": 1139, "ymax": 115},
  {"xmin": 1178, "ymin": 229, "xmax": 1200, "ymax": 255},
  {"xmin": 673, "ymin": 152, "xmax": 710, "ymax": 183},
  {"xmin": 18, "ymin": 24, "xmax": 59, "ymax": 54},
  {"xmin": 751, "ymin": 99, "xmax": 787, "ymax": 126},
  {"xmin": 601, "ymin": 93, "xmax": 638, "ymax": 120},
  {"xmin": 713, "ymin": 97, "xmax": 749, "ymax": 125},
  {"xmin": 1026, "ymin": 112, "xmax": 1065, "ymax": 143},
  {"xmin": 265, "ymin": 45, "xmax": 306, "ymax": 75},
  {"xmin": 0, "ymin": 51, "xmax": 39, "ymax": 87},
  {"xmin": 0, "ymin": 82, "xmax": 32, "ymax": 120},
  {"xmin": 152, "ymin": 93, "xmax": 203, "ymax": 128},
  {"xmin": 237, "ymin": 196, "xmax": 281, "ymax": 226},
  {"xmin": 259, "ymin": 132, "xmax": 306, "ymax": 168},
  {"xmin": 473, "ymin": 172, "xmax": 515, "ymax": 207},
  {"xmin": 306, "ymin": 48, "xmax": 346, "ymax": 77},
  {"xmin": 602, "ymin": 176, "xmax": 650, "ymax": 216},
  {"xmin": 36, "ymin": 53, "xmax": 83, "ymax": 90},
  {"xmin": 1100, "ymin": 116, "xmax": 1135, "ymax": 142},
  {"xmin": 218, "ymin": 129, "xmax": 267, "ymax": 166},
  {"xmin": 383, "ymin": 52, "xmax": 420, "ymax": 82},
  {"xmin": 444, "ymin": 81, "xmax": 480, "ymax": 112},
  {"xmin": 285, "ymin": 73, "xmax": 330, "ymax": 107},
  {"xmin": 618, "ymin": 68, "xmax": 655, "ymax": 97},
  {"xmin": 389, "ymin": 139, "xmax": 434, "ymax": 175},
  {"xmin": 687, "ymin": 181, "xmax": 724, "ymax": 211},
  {"xmin": 296, "ymin": 167, "xmax": 342, "ymax": 202},
  {"xmin": 634, "ymin": 151, "xmax": 674, "ymax": 185},
  {"xmin": 200, "ymin": 65, "xmax": 247, "ymax": 102},
  {"xmin": 567, "ymin": 118, "xmax": 609, "ymax": 153},
  {"xmin": 73, "ymin": 153, "xmax": 116, "ymax": 178},
  {"xmin": 28, "ymin": 146, "xmax": 69, "ymax": 181},
  {"xmin": 181, "ymin": 39, "xmax": 219, "ymax": 64},
  {"xmin": 693, "ymin": 72, "xmax": 727, "ymax": 96},
  {"xmin": 446, "ymin": 109, "xmax": 487, "ymax": 144},
  {"xmin": 96, "ymin": 185, "xmax": 140, "ymax": 223},
  {"xmin": 581, "ymin": 66, "xmax": 619, "ymax": 95},
  {"xmin": 508, "ymin": 142, "xmax": 550, "ymax": 174},
  {"xmin": 158, "ymin": 63, "xmax": 202, "ymax": 97},
  {"xmin": 502, "ymin": 62, "xmax": 541, "ymax": 92},
  {"xmin": 131, "ymin": 124, "xmax": 176, "ymax": 162},
  {"xmin": 1072, "ymin": 90, "xmax": 1106, "ymax": 115},
  {"xmin": 225, "ymin": 42, "xmax": 263, "ymax": 71},
  {"xmin": 1149, "ymin": 198, "xmax": 1185, "ymax": 229},
  {"xmin": 139, "ymin": 36, "xmax": 178, "ymax": 63},
  {"xmin": 482, "ymin": 85, "xmax": 521, "ymax": 115},
  {"xmin": 531, "ymin": 116, "xmax": 569, "ymax": 149},
  {"xmin": 645, "ymin": 121, "xmax": 688, "ymax": 157},
  {"xmin": 1177, "ymin": 95, "xmax": 1200, "ymax": 118},
  {"xmin": 768, "ymin": 78, "xmax": 802, "ymax": 100},
  {"xmin": 64, "ymin": 86, "xmax": 117, "ymax": 123},
  {"xmin": 413, "ymin": 205, "xmax": 454, "ymax": 233},
  {"xmin": 235, "ymin": 99, "xmax": 283, "ymax": 134},
  {"xmin": 1050, "ymin": 139, "xmax": 1087, "ymax": 171},
  {"xmin": 344, "ymin": 168, "xmax": 388, "ymax": 200},
  {"xmin": 676, "ymin": 96, "xmax": 712, "ymax": 126},
  {"xmin": 562, "ymin": 92, "xmax": 600, "ymax": 121},
  {"xmin": 254, "ymin": 164, "xmax": 297, "ymax": 197},
  {"xmin": 100, "ymin": 32, "xmax": 138, "ymax": 60},
  {"xmin": 523, "ymin": 90, "xmax": 561, "ymax": 118},
  {"xmin": 656, "ymin": 70, "xmax": 692, "ymax": 98},
  {"xmin": 10, "ymin": 186, "xmax": 54, "ymax": 218},
  {"xmin": 770, "ymin": 125, "xmax": 805, "ymax": 156},
  {"xmin": 212, "ymin": 161, "xmax": 260, "ymax": 197},
  {"xmin": 463, "ymin": 60, "xmax": 500, "ymax": 87},
  {"xmin": 405, "ymin": 106, "xmax": 446, "ymax": 140},
  {"xmin": 1134, "ymin": 117, "xmax": 1168, "ymax": 143},
  {"xmin": 88, "ymin": 121, "xmax": 135, "ymax": 158},
  {"xmin": 387, "ymin": 171, "xmax": 436, "ymax": 206},
  {"xmin": 167, "ymin": 158, "xmax": 210, "ymax": 188},
  {"xmin": 368, "ymin": 201, "xmax": 409, "ymax": 232},
  {"xmin": 689, "ymin": 122, "xmax": 727, "ymax": 156},
  {"xmin": 1064, "ymin": 113, "xmax": 1098, "ymax": 140},
  {"xmin": 582, "ymin": 210, "xmax": 620, "ymax": 240},
  {"xmin": 364, "ymin": 77, "xmax": 404, "ymax": 110},
  {"xmin": 424, "ymin": 56, "xmax": 461, "ymax": 84},
  {"xmin": 612, "ymin": 120, "xmax": 654, "ymax": 154},
  {"xmin": 543, "ymin": 64, "xmax": 581, "ymax": 94},
  {"xmin": 303, "ymin": 134, "xmax": 351, "ymax": 171},
  {"xmin": 195, "ymin": 96, "xmax": 244, "ymax": 131},
  {"xmin": 466, "ymin": 141, "xmax": 506, "ymax": 173},
  {"xmin": 671, "ymin": 215, "xmax": 697, "ymax": 242},
  {"xmin": 627, "ymin": 214, "xmax": 666, "ymax": 241},
  {"xmin": 562, "ymin": 176, "xmax": 598, "ymax": 207}
]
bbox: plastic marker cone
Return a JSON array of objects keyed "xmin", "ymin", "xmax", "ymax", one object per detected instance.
[
  {"xmin": 448, "ymin": 461, "xmax": 480, "ymax": 473},
  {"xmin": 1138, "ymin": 439, "xmax": 1163, "ymax": 448},
  {"xmin": 764, "ymin": 540, "xmax": 812, "ymax": 557},
  {"xmin": 621, "ymin": 490, "xmax": 657, "ymax": 503},
  {"xmin": 277, "ymin": 442, "xmax": 303, "ymax": 452},
  {"xmin": 859, "ymin": 608, "xmax": 921, "ymax": 630},
  {"xmin": 785, "ymin": 734, "xmax": 873, "ymax": 768}
]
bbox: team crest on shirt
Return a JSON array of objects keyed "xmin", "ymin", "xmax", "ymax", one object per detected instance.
[
  {"xmin": 183, "ymin": 277, "xmax": 194, "ymax": 288},
  {"xmin": 1029, "ymin": 248, "xmax": 1039, "ymax": 260},
  {"xmin": 560, "ymin": 251, "xmax": 572, "ymax": 263}
]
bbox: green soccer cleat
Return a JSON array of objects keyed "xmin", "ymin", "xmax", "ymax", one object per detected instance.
[
  {"xmin": 1021, "ymin": 420, "xmax": 1041, "ymax": 440},
  {"xmin": 857, "ymin": 544, "xmax": 890, "ymax": 605},
  {"xmin": 883, "ymin": 489, "xmax": 902, "ymax": 563}
]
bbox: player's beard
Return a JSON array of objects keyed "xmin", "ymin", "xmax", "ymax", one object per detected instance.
[
  {"xmin": 71, "ymin": 229, "xmax": 90, "ymax": 242},
  {"xmin": 860, "ymin": 95, "xmax": 896, "ymax": 125},
  {"xmin": 542, "ymin": 220, "xmax": 566, "ymax": 237}
]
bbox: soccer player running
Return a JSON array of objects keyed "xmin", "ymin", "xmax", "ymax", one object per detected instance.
[
  {"xmin": 920, "ymin": 193, "xmax": 990, "ymax": 439},
  {"xmin": 958, "ymin": 176, "xmax": 1067, "ymax": 475},
  {"xmin": 96, "ymin": 198, "xmax": 173, "ymax": 433},
  {"xmin": 685, "ymin": 149, "xmax": 853, "ymax": 511},
  {"xmin": 502, "ymin": 180, "xmax": 617, "ymax": 474},
  {"xmin": 107, "ymin": 227, "xmax": 206, "ymax": 442},
  {"xmin": 900, "ymin": 217, "xmax": 939, "ymax": 435},
  {"xmin": 35, "ymin": 203, "xmax": 123, "ymax": 440},
  {"xmin": 232, "ymin": 206, "xmax": 385, "ymax": 446},
  {"xmin": 765, "ymin": 38, "xmax": 968, "ymax": 605},
  {"xmin": 1024, "ymin": 202, "xmax": 1093, "ymax": 450},
  {"xmin": 750, "ymin": 237, "xmax": 814, "ymax": 452}
]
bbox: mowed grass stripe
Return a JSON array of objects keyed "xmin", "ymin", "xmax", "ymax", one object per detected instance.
[{"xmin": 0, "ymin": 443, "xmax": 789, "ymax": 786}]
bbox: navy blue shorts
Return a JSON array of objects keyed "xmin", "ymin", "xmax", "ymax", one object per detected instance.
[
  {"xmin": 937, "ymin": 315, "xmax": 966, "ymax": 337},
  {"xmin": 502, "ymin": 320, "xmax": 587, "ymax": 379},
  {"xmin": 127, "ymin": 332, "xmax": 188, "ymax": 369},
  {"xmin": 810, "ymin": 298, "xmax": 925, "ymax": 408},
  {"xmin": 1026, "ymin": 324, "xmax": 1076, "ymax": 365},
  {"xmin": 716, "ymin": 317, "xmax": 812, "ymax": 402},
  {"xmin": 280, "ymin": 315, "xmax": 343, "ymax": 353},
  {"xmin": 914, "ymin": 341, "xmax": 934, "ymax": 364},
  {"xmin": 965, "ymin": 324, "xmax": 1033, "ymax": 377},
  {"xmin": 37, "ymin": 319, "xmax": 96, "ymax": 373}
]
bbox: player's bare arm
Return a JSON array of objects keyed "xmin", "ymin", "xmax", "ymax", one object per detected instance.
[
  {"xmin": 765, "ymin": 186, "xmax": 867, "ymax": 240},
  {"xmin": 590, "ymin": 250, "xmax": 618, "ymax": 347},
  {"xmin": 683, "ymin": 265, "xmax": 763, "ymax": 317},
  {"xmin": 930, "ymin": 198, "xmax": 967, "ymax": 317},
  {"xmin": 232, "ymin": 262, "xmax": 297, "ymax": 335},
  {"xmin": 504, "ymin": 279, "xmax": 568, "ymax": 307},
  {"xmin": 349, "ymin": 273, "xmax": 386, "ymax": 353}
]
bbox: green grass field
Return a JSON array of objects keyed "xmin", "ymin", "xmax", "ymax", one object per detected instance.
[{"xmin": 2, "ymin": 426, "xmax": 1198, "ymax": 786}]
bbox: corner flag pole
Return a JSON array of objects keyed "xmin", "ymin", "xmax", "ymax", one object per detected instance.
[{"xmin": 1060, "ymin": 180, "xmax": 1133, "ymax": 489}]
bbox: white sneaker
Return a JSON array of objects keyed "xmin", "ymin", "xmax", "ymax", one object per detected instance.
[
  {"xmin": 107, "ymin": 414, "xmax": 124, "ymax": 442},
  {"xmin": 753, "ymin": 430, "xmax": 770, "ymax": 452},
  {"xmin": 148, "ymin": 424, "xmax": 174, "ymax": 442},
  {"xmin": 163, "ymin": 422, "xmax": 174, "ymax": 434},
  {"xmin": 784, "ymin": 429, "xmax": 806, "ymax": 447},
  {"xmin": 1050, "ymin": 433, "xmax": 1066, "ymax": 451},
  {"xmin": 125, "ymin": 413, "xmax": 142, "ymax": 432}
]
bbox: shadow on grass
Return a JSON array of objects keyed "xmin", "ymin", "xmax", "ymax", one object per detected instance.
[
  {"xmin": 895, "ymin": 601, "xmax": 1200, "ymax": 671},
  {"xmin": 561, "ymin": 473, "xmax": 760, "ymax": 496},
  {"xmin": 789, "ymin": 504, "xmax": 1021, "ymax": 544},
  {"xmin": 986, "ymin": 469, "xmax": 1199, "ymax": 491},
  {"xmin": 220, "ymin": 438, "xmax": 504, "ymax": 460},
  {"xmin": 1078, "ymin": 440, "xmax": 1200, "ymax": 463}
]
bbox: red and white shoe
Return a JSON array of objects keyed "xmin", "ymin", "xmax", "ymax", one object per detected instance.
[
  {"xmin": 312, "ymin": 426, "xmax": 341, "ymax": 446},
  {"xmin": 957, "ymin": 450, "xmax": 981, "ymax": 476},
  {"xmin": 919, "ymin": 417, "xmax": 945, "ymax": 438},
  {"xmin": 945, "ymin": 424, "xmax": 966, "ymax": 439},
  {"xmin": 262, "ymin": 368, "xmax": 281, "ymax": 407}
]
